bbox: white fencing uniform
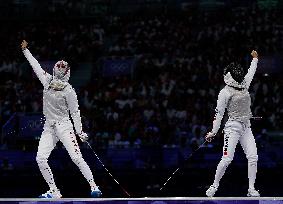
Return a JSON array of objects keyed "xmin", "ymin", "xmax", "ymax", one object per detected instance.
[
  {"xmin": 23, "ymin": 49, "xmax": 97, "ymax": 192},
  {"xmin": 210, "ymin": 58, "xmax": 258, "ymax": 190}
]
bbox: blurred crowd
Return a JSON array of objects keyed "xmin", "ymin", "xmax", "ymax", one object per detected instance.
[
  {"xmin": 81, "ymin": 8, "xmax": 283, "ymax": 148},
  {"xmin": 1, "ymin": 7, "xmax": 283, "ymax": 149},
  {"xmin": 0, "ymin": 22, "xmax": 104, "ymax": 74}
]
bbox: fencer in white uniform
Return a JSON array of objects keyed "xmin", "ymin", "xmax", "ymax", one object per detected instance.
[
  {"xmin": 205, "ymin": 50, "xmax": 260, "ymax": 197},
  {"xmin": 21, "ymin": 40, "xmax": 101, "ymax": 198}
]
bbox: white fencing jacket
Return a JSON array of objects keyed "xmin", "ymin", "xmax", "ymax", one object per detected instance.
[
  {"xmin": 212, "ymin": 58, "xmax": 258, "ymax": 135},
  {"xmin": 23, "ymin": 49, "xmax": 83, "ymax": 134}
]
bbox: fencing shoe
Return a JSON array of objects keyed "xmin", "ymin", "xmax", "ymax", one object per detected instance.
[
  {"xmin": 39, "ymin": 189, "xmax": 62, "ymax": 198},
  {"xmin": 206, "ymin": 185, "xmax": 218, "ymax": 197},
  {"xmin": 247, "ymin": 188, "xmax": 260, "ymax": 197},
  {"xmin": 91, "ymin": 186, "xmax": 102, "ymax": 198}
]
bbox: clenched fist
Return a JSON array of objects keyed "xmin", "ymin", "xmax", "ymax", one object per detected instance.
[
  {"xmin": 79, "ymin": 132, "xmax": 89, "ymax": 142},
  {"xmin": 251, "ymin": 50, "xmax": 258, "ymax": 59},
  {"xmin": 21, "ymin": 40, "xmax": 28, "ymax": 50},
  {"xmin": 205, "ymin": 132, "xmax": 215, "ymax": 142}
]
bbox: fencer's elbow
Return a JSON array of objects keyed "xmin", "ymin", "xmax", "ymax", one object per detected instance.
[{"xmin": 70, "ymin": 110, "xmax": 80, "ymax": 117}]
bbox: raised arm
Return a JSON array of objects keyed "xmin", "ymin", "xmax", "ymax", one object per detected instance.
[
  {"xmin": 21, "ymin": 40, "xmax": 51, "ymax": 88},
  {"xmin": 244, "ymin": 50, "xmax": 258, "ymax": 89},
  {"xmin": 206, "ymin": 88, "xmax": 230, "ymax": 142}
]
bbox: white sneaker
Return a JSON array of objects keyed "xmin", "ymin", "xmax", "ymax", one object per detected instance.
[
  {"xmin": 247, "ymin": 188, "xmax": 260, "ymax": 197},
  {"xmin": 206, "ymin": 185, "xmax": 218, "ymax": 197},
  {"xmin": 39, "ymin": 189, "xmax": 62, "ymax": 198}
]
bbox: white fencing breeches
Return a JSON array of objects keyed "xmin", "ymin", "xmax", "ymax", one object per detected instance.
[
  {"xmin": 36, "ymin": 120, "xmax": 96, "ymax": 190},
  {"xmin": 212, "ymin": 120, "xmax": 258, "ymax": 189}
]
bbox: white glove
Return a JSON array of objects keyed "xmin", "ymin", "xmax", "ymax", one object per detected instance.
[
  {"xmin": 79, "ymin": 132, "xmax": 89, "ymax": 142},
  {"xmin": 205, "ymin": 132, "xmax": 215, "ymax": 142}
]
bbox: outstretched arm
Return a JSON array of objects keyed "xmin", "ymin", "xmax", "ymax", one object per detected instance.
[
  {"xmin": 206, "ymin": 88, "xmax": 230, "ymax": 142},
  {"xmin": 244, "ymin": 50, "xmax": 258, "ymax": 89},
  {"xmin": 21, "ymin": 40, "xmax": 51, "ymax": 88}
]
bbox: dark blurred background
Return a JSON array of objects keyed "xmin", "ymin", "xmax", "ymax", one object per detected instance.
[{"xmin": 0, "ymin": 0, "xmax": 283, "ymax": 198}]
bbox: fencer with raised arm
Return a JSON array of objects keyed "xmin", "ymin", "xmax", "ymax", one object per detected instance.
[
  {"xmin": 205, "ymin": 50, "xmax": 260, "ymax": 197},
  {"xmin": 21, "ymin": 40, "xmax": 101, "ymax": 198}
]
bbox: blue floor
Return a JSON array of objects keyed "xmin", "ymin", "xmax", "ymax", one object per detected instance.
[{"xmin": 0, "ymin": 198, "xmax": 283, "ymax": 204}]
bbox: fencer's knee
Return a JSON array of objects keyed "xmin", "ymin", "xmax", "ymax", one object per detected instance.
[
  {"xmin": 71, "ymin": 154, "xmax": 84, "ymax": 165},
  {"xmin": 247, "ymin": 154, "xmax": 258, "ymax": 165},
  {"xmin": 221, "ymin": 156, "xmax": 233, "ymax": 166},
  {"xmin": 36, "ymin": 154, "xmax": 48, "ymax": 167}
]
